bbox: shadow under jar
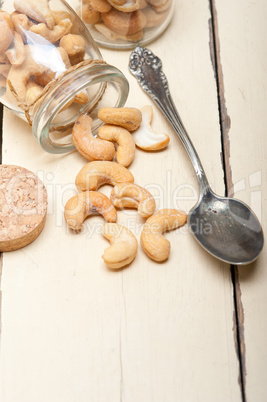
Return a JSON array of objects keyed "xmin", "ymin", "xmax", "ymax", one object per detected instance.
[
  {"xmin": 78, "ymin": 0, "xmax": 174, "ymax": 49},
  {"xmin": 0, "ymin": 0, "xmax": 129, "ymax": 153}
]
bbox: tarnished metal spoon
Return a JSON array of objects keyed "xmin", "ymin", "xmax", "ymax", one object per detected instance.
[{"xmin": 129, "ymin": 47, "xmax": 264, "ymax": 265}]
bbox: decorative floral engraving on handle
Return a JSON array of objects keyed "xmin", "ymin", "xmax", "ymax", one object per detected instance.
[
  {"xmin": 129, "ymin": 46, "xmax": 209, "ymax": 192},
  {"xmin": 129, "ymin": 47, "xmax": 170, "ymax": 100}
]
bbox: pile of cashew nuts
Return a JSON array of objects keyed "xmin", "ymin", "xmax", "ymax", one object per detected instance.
[
  {"xmin": 81, "ymin": 0, "xmax": 172, "ymax": 43},
  {"xmin": 0, "ymin": 1, "xmax": 88, "ymax": 109},
  {"xmin": 64, "ymin": 106, "xmax": 187, "ymax": 269}
]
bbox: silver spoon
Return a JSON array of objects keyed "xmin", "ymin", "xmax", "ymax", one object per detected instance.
[{"xmin": 129, "ymin": 47, "xmax": 264, "ymax": 265}]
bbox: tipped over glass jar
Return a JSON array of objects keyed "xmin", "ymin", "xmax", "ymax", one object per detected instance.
[
  {"xmin": 0, "ymin": 0, "xmax": 129, "ymax": 153},
  {"xmin": 78, "ymin": 0, "xmax": 174, "ymax": 49}
]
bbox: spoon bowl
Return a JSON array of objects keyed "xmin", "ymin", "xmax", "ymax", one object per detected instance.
[
  {"xmin": 188, "ymin": 189, "xmax": 263, "ymax": 264},
  {"xmin": 129, "ymin": 47, "xmax": 264, "ymax": 265}
]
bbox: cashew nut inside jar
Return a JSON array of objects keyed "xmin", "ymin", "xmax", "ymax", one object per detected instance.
[
  {"xmin": 0, "ymin": 0, "xmax": 129, "ymax": 153},
  {"xmin": 78, "ymin": 0, "xmax": 174, "ymax": 50}
]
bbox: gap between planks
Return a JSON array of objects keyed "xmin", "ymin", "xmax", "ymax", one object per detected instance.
[
  {"xmin": 209, "ymin": 1, "xmax": 247, "ymax": 401},
  {"xmin": 0, "ymin": 103, "xmax": 3, "ymax": 337}
]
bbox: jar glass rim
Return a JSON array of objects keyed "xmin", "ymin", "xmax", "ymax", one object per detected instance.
[{"xmin": 32, "ymin": 63, "xmax": 129, "ymax": 154}]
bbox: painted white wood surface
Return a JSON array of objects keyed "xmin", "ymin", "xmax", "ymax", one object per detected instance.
[
  {"xmin": 215, "ymin": 1, "xmax": 267, "ymax": 401},
  {"xmin": 0, "ymin": 1, "xmax": 241, "ymax": 401}
]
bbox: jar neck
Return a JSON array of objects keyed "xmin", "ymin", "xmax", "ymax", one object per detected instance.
[{"xmin": 32, "ymin": 62, "xmax": 129, "ymax": 154}]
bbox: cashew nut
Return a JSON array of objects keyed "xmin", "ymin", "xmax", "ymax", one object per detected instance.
[
  {"xmin": 29, "ymin": 19, "xmax": 72, "ymax": 43},
  {"xmin": 13, "ymin": 0, "xmax": 55, "ymax": 30},
  {"xmin": 68, "ymin": 52, "xmax": 85, "ymax": 66},
  {"xmin": 5, "ymin": 32, "xmax": 25, "ymax": 66},
  {"xmin": 107, "ymin": 0, "xmax": 127, "ymax": 5},
  {"xmin": 80, "ymin": 3, "xmax": 101, "ymax": 25},
  {"xmin": 90, "ymin": 0, "xmax": 112, "ymax": 13},
  {"xmin": 64, "ymin": 191, "xmax": 117, "ymax": 231},
  {"xmin": 141, "ymin": 209, "xmax": 187, "ymax": 261},
  {"xmin": 110, "ymin": 183, "xmax": 156, "ymax": 218},
  {"xmin": 7, "ymin": 45, "xmax": 49, "ymax": 102},
  {"xmin": 75, "ymin": 161, "xmax": 134, "ymax": 192},
  {"xmin": 139, "ymin": 0, "xmax": 148, "ymax": 9},
  {"xmin": 102, "ymin": 223, "xmax": 138, "ymax": 269},
  {"xmin": 7, "ymin": 43, "xmax": 73, "ymax": 103},
  {"xmin": 107, "ymin": 0, "xmax": 141, "ymax": 12},
  {"xmin": 72, "ymin": 114, "xmax": 115, "ymax": 161},
  {"xmin": 132, "ymin": 105, "xmax": 170, "ymax": 150},
  {"xmin": 33, "ymin": 46, "xmax": 71, "ymax": 88},
  {"xmin": 98, "ymin": 124, "xmax": 135, "ymax": 167},
  {"xmin": 59, "ymin": 33, "xmax": 86, "ymax": 67},
  {"xmin": 94, "ymin": 22, "xmax": 144, "ymax": 42},
  {"xmin": 102, "ymin": 9, "xmax": 147, "ymax": 35},
  {"xmin": 25, "ymin": 80, "xmax": 43, "ymax": 105},
  {"xmin": 0, "ymin": 11, "xmax": 14, "ymax": 54},
  {"xmin": 11, "ymin": 12, "xmax": 33, "ymax": 41},
  {"xmin": 73, "ymin": 91, "xmax": 89, "ymax": 105},
  {"xmin": 59, "ymin": 34, "xmax": 86, "ymax": 56},
  {"xmin": 52, "ymin": 10, "xmax": 72, "ymax": 25},
  {"xmin": 98, "ymin": 107, "xmax": 142, "ymax": 132}
]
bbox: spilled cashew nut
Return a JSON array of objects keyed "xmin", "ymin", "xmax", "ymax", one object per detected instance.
[
  {"xmin": 14, "ymin": 0, "xmax": 55, "ymax": 29},
  {"xmin": 72, "ymin": 114, "xmax": 115, "ymax": 161},
  {"xmin": 75, "ymin": 161, "xmax": 134, "ymax": 192},
  {"xmin": 110, "ymin": 183, "xmax": 156, "ymax": 218},
  {"xmin": 98, "ymin": 124, "xmax": 135, "ymax": 167},
  {"xmin": 102, "ymin": 223, "xmax": 138, "ymax": 269},
  {"xmin": 98, "ymin": 107, "xmax": 142, "ymax": 131},
  {"xmin": 64, "ymin": 191, "xmax": 117, "ymax": 231},
  {"xmin": 141, "ymin": 209, "xmax": 187, "ymax": 261},
  {"xmin": 132, "ymin": 105, "xmax": 170, "ymax": 150}
]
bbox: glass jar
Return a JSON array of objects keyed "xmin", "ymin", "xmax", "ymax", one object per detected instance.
[
  {"xmin": 0, "ymin": 0, "xmax": 129, "ymax": 153},
  {"xmin": 78, "ymin": 0, "xmax": 174, "ymax": 50}
]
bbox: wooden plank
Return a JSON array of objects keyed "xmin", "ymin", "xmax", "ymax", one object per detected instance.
[
  {"xmin": 214, "ymin": 0, "xmax": 267, "ymax": 401},
  {"xmin": 0, "ymin": 1, "xmax": 241, "ymax": 401}
]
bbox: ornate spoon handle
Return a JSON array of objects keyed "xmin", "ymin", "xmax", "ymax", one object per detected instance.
[{"xmin": 129, "ymin": 47, "xmax": 209, "ymax": 194}]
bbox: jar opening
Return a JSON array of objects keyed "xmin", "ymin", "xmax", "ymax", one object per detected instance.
[{"xmin": 32, "ymin": 62, "xmax": 129, "ymax": 154}]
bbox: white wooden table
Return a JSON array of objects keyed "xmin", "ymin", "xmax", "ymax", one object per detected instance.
[{"xmin": 0, "ymin": 1, "xmax": 266, "ymax": 401}]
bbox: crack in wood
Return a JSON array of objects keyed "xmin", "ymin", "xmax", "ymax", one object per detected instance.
[{"xmin": 209, "ymin": 1, "xmax": 247, "ymax": 401}]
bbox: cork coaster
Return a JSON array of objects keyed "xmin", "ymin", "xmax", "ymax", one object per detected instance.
[{"xmin": 0, "ymin": 165, "xmax": 48, "ymax": 252}]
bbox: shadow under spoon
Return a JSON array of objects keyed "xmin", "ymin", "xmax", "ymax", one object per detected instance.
[{"xmin": 129, "ymin": 47, "xmax": 263, "ymax": 265}]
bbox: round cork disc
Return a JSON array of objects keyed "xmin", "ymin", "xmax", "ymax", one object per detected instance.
[{"xmin": 0, "ymin": 165, "xmax": 47, "ymax": 252}]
